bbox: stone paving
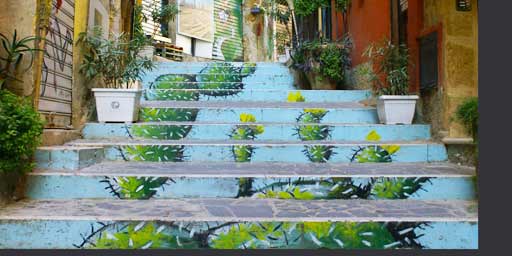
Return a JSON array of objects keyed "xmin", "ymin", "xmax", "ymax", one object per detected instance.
[
  {"xmin": 0, "ymin": 199, "xmax": 477, "ymax": 222},
  {"xmin": 32, "ymin": 162, "xmax": 475, "ymax": 178}
]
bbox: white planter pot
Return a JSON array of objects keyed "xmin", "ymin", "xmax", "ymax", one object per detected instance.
[
  {"xmin": 377, "ymin": 95, "xmax": 419, "ymax": 125},
  {"xmin": 139, "ymin": 45, "xmax": 154, "ymax": 60},
  {"xmin": 92, "ymin": 89, "xmax": 142, "ymax": 123}
]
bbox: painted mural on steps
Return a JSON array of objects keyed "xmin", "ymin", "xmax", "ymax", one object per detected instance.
[{"xmin": 67, "ymin": 220, "xmax": 476, "ymax": 249}]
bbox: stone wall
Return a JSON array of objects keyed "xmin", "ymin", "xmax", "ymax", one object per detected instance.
[
  {"xmin": 242, "ymin": 0, "xmax": 276, "ymax": 62},
  {"xmin": 420, "ymin": 0, "xmax": 478, "ymax": 140}
]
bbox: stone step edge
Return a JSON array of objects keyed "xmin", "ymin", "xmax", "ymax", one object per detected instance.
[
  {"xmin": 84, "ymin": 121, "xmax": 428, "ymax": 126},
  {"xmin": 66, "ymin": 139, "xmax": 438, "ymax": 146},
  {"xmin": 30, "ymin": 161, "xmax": 476, "ymax": 178},
  {"xmin": 140, "ymin": 101, "xmax": 371, "ymax": 109},
  {"xmin": 0, "ymin": 199, "xmax": 478, "ymax": 223}
]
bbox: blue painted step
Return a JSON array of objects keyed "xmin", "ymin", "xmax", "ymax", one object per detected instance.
[
  {"xmin": 83, "ymin": 123, "xmax": 431, "ymax": 141},
  {"xmin": 139, "ymin": 101, "xmax": 379, "ymax": 123},
  {"xmin": 0, "ymin": 199, "xmax": 478, "ymax": 249},
  {"xmin": 26, "ymin": 162, "xmax": 476, "ymax": 200},
  {"xmin": 65, "ymin": 139, "xmax": 448, "ymax": 163},
  {"xmin": 35, "ymin": 146, "xmax": 104, "ymax": 170},
  {"xmin": 143, "ymin": 89, "xmax": 371, "ymax": 102}
]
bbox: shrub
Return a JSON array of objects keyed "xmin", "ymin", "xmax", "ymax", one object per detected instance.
[
  {"xmin": 291, "ymin": 36, "xmax": 352, "ymax": 84},
  {"xmin": 0, "ymin": 90, "xmax": 44, "ymax": 174},
  {"xmin": 363, "ymin": 39, "xmax": 411, "ymax": 95},
  {"xmin": 455, "ymin": 97, "xmax": 479, "ymax": 141}
]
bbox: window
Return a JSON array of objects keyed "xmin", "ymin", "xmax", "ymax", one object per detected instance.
[{"xmin": 419, "ymin": 31, "xmax": 439, "ymax": 90}]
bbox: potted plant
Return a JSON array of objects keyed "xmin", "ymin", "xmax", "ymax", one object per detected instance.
[
  {"xmin": 136, "ymin": 1, "xmax": 179, "ymax": 59},
  {"xmin": 78, "ymin": 27, "xmax": 154, "ymax": 123},
  {"xmin": 364, "ymin": 40, "xmax": 418, "ymax": 125}
]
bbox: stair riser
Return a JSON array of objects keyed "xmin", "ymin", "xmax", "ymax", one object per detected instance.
[
  {"xmin": 25, "ymin": 175, "xmax": 476, "ymax": 200},
  {"xmin": 143, "ymin": 89, "xmax": 371, "ymax": 102},
  {"xmin": 0, "ymin": 220, "xmax": 478, "ymax": 249},
  {"xmin": 92, "ymin": 144, "xmax": 447, "ymax": 163},
  {"xmin": 83, "ymin": 124, "xmax": 431, "ymax": 141},
  {"xmin": 140, "ymin": 107, "xmax": 379, "ymax": 123},
  {"xmin": 35, "ymin": 148, "xmax": 104, "ymax": 170}
]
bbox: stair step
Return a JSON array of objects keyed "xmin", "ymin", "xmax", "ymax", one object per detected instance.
[
  {"xmin": 83, "ymin": 122, "xmax": 431, "ymax": 141},
  {"xmin": 66, "ymin": 139, "xmax": 447, "ymax": 163},
  {"xmin": 140, "ymin": 101, "xmax": 378, "ymax": 123},
  {"xmin": 143, "ymin": 89, "xmax": 371, "ymax": 102},
  {"xmin": 0, "ymin": 199, "xmax": 478, "ymax": 249},
  {"xmin": 35, "ymin": 146, "xmax": 104, "ymax": 170},
  {"xmin": 27, "ymin": 162, "xmax": 476, "ymax": 200}
]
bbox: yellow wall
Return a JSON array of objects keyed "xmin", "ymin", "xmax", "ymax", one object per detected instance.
[
  {"xmin": 0, "ymin": 0, "xmax": 39, "ymax": 96},
  {"xmin": 423, "ymin": 0, "xmax": 478, "ymax": 139}
]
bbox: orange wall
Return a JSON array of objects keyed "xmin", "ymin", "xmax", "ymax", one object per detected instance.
[{"xmin": 344, "ymin": 0, "xmax": 392, "ymax": 66}]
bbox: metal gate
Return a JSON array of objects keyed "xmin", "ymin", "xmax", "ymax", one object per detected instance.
[
  {"xmin": 212, "ymin": 0, "xmax": 243, "ymax": 61},
  {"xmin": 39, "ymin": 0, "xmax": 74, "ymax": 128}
]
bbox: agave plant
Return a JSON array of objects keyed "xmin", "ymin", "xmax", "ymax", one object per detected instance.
[{"xmin": 0, "ymin": 30, "xmax": 42, "ymax": 89}]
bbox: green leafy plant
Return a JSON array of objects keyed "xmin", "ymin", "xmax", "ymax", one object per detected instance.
[
  {"xmin": 363, "ymin": 39, "xmax": 411, "ymax": 95},
  {"xmin": 77, "ymin": 27, "xmax": 154, "ymax": 89},
  {"xmin": 149, "ymin": 0, "xmax": 179, "ymax": 38},
  {"xmin": 0, "ymin": 90, "xmax": 44, "ymax": 173},
  {"xmin": 293, "ymin": 0, "xmax": 329, "ymax": 17},
  {"xmin": 334, "ymin": 0, "xmax": 351, "ymax": 13},
  {"xmin": 455, "ymin": 97, "xmax": 478, "ymax": 141},
  {"xmin": 291, "ymin": 37, "xmax": 352, "ymax": 84},
  {"xmin": 0, "ymin": 30, "xmax": 42, "ymax": 89},
  {"xmin": 101, "ymin": 176, "xmax": 172, "ymax": 199},
  {"xmin": 196, "ymin": 63, "xmax": 257, "ymax": 97}
]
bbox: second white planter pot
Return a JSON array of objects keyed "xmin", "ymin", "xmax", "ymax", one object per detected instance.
[
  {"xmin": 377, "ymin": 95, "xmax": 419, "ymax": 125},
  {"xmin": 92, "ymin": 88, "xmax": 142, "ymax": 123}
]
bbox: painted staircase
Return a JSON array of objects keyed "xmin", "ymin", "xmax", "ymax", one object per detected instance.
[{"xmin": 0, "ymin": 62, "xmax": 478, "ymax": 249}]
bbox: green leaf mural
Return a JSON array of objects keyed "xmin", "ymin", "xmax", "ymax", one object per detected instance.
[
  {"xmin": 100, "ymin": 176, "xmax": 173, "ymax": 199},
  {"xmin": 351, "ymin": 131, "xmax": 400, "ymax": 163},
  {"xmin": 79, "ymin": 222, "xmax": 200, "ymax": 249},
  {"xmin": 147, "ymin": 74, "xmax": 199, "ymax": 101},
  {"xmin": 230, "ymin": 113, "xmax": 265, "ymax": 162},
  {"xmin": 122, "ymin": 145, "xmax": 186, "ymax": 162},
  {"xmin": 131, "ymin": 124, "xmax": 193, "ymax": 140},
  {"xmin": 196, "ymin": 63, "xmax": 256, "ymax": 96},
  {"xmin": 289, "ymin": 92, "xmax": 335, "ymax": 163}
]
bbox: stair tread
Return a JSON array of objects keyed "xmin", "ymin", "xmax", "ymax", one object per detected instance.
[
  {"xmin": 86, "ymin": 121, "xmax": 426, "ymax": 126},
  {"xmin": 0, "ymin": 198, "xmax": 478, "ymax": 222},
  {"xmin": 141, "ymin": 101, "xmax": 371, "ymax": 109},
  {"xmin": 67, "ymin": 139, "xmax": 438, "ymax": 146},
  {"xmin": 31, "ymin": 161, "xmax": 475, "ymax": 177}
]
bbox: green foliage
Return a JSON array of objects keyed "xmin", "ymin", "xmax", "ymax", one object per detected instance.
[
  {"xmin": 102, "ymin": 176, "xmax": 171, "ymax": 199},
  {"xmin": 123, "ymin": 145, "xmax": 185, "ymax": 162},
  {"xmin": 293, "ymin": 0, "xmax": 329, "ymax": 16},
  {"xmin": 289, "ymin": 92, "xmax": 334, "ymax": 163},
  {"xmin": 77, "ymin": 27, "xmax": 154, "ymax": 89},
  {"xmin": 147, "ymin": 74, "xmax": 199, "ymax": 101},
  {"xmin": 0, "ymin": 30, "xmax": 42, "ymax": 89},
  {"xmin": 371, "ymin": 177, "xmax": 430, "ymax": 199},
  {"xmin": 197, "ymin": 63, "xmax": 256, "ymax": 96},
  {"xmin": 0, "ymin": 90, "xmax": 44, "ymax": 173},
  {"xmin": 92, "ymin": 222, "xmax": 198, "ymax": 249},
  {"xmin": 150, "ymin": 1, "xmax": 179, "ymax": 37},
  {"xmin": 318, "ymin": 43, "xmax": 349, "ymax": 82},
  {"xmin": 230, "ymin": 113, "xmax": 264, "ymax": 162},
  {"xmin": 351, "ymin": 131, "xmax": 400, "ymax": 163},
  {"xmin": 334, "ymin": 0, "xmax": 351, "ymax": 13},
  {"xmin": 139, "ymin": 108, "xmax": 198, "ymax": 122},
  {"xmin": 131, "ymin": 125, "xmax": 193, "ymax": 140},
  {"xmin": 211, "ymin": 222, "xmax": 293, "ymax": 249},
  {"xmin": 455, "ymin": 97, "xmax": 478, "ymax": 141},
  {"xmin": 256, "ymin": 187, "xmax": 315, "ymax": 200},
  {"xmin": 291, "ymin": 37, "xmax": 352, "ymax": 84},
  {"xmin": 363, "ymin": 39, "xmax": 411, "ymax": 95}
]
